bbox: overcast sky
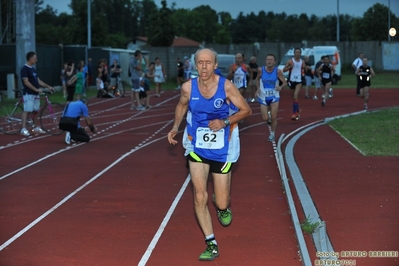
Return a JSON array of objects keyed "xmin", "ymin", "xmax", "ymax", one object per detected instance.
[{"xmin": 42, "ymin": 0, "xmax": 399, "ymax": 18}]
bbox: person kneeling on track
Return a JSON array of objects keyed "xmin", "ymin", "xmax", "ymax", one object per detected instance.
[{"xmin": 63, "ymin": 98, "xmax": 97, "ymax": 144}]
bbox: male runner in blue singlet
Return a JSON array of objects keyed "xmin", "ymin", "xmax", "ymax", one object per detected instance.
[
  {"xmin": 168, "ymin": 48, "xmax": 252, "ymax": 261},
  {"xmin": 256, "ymin": 54, "xmax": 287, "ymax": 142}
]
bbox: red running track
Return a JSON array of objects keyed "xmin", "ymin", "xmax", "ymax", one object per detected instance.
[{"xmin": 0, "ymin": 87, "xmax": 398, "ymax": 265}]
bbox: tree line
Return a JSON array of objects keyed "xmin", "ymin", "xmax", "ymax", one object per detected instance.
[{"xmin": 0, "ymin": 0, "xmax": 397, "ymax": 47}]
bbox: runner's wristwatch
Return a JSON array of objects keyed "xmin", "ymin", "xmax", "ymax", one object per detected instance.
[{"xmin": 223, "ymin": 118, "xmax": 230, "ymax": 127}]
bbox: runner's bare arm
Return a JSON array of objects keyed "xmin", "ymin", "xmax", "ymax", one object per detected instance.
[{"xmin": 168, "ymin": 81, "xmax": 191, "ymax": 145}]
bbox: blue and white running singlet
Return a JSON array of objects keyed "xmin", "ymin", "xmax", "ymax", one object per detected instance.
[{"xmin": 182, "ymin": 76, "xmax": 240, "ymax": 162}]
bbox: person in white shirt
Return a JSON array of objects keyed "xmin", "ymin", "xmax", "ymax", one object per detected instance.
[{"xmin": 351, "ymin": 52, "xmax": 364, "ymax": 96}]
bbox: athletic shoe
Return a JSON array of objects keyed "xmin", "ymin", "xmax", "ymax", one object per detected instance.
[
  {"xmin": 136, "ymin": 105, "xmax": 146, "ymax": 111},
  {"xmin": 313, "ymin": 96, "xmax": 318, "ymax": 100},
  {"xmin": 321, "ymin": 100, "xmax": 326, "ymax": 107},
  {"xmin": 65, "ymin": 131, "xmax": 71, "ymax": 145},
  {"xmin": 305, "ymin": 95, "xmax": 311, "ymax": 99},
  {"xmin": 32, "ymin": 127, "xmax": 45, "ymax": 134},
  {"xmin": 329, "ymin": 88, "xmax": 334, "ymax": 98},
  {"xmin": 321, "ymin": 94, "xmax": 325, "ymax": 99},
  {"xmin": 212, "ymin": 194, "xmax": 232, "ymax": 226},
  {"xmin": 20, "ymin": 128, "xmax": 30, "ymax": 136},
  {"xmin": 297, "ymin": 109, "xmax": 301, "ymax": 120},
  {"xmin": 364, "ymin": 104, "xmax": 368, "ymax": 110},
  {"xmin": 198, "ymin": 241, "xmax": 219, "ymax": 261},
  {"xmin": 267, "ymin": 111, "xmax": 272, "ymax": 125},
  {"xmin": 217, "ymin": 208, "xmax": 232, "ymax": 227},
  {"xmin": 268, "ymin": 134, "xmax": 275, "ymax": 142}
]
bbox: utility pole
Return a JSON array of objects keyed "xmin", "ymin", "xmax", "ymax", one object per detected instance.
[
  {"xmin": 88, "ymin": 0, "xmax": 91, "ymax": 48},
  {"xmin": 337, "ymin": 0, "xmax": 340, "ymax": 42},
  {"xmin": 388, "ymin": 0, "xmax": 391, "ymax": 41}
]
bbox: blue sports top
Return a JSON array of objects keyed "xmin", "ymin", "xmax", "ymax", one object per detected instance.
[
  {"xmin": 261, "ymin": 66, "xmax": 278, "ymax": 90},
  {"xmin": 186, "ymin": 76, "xmax": 232, "ymax": 162}
]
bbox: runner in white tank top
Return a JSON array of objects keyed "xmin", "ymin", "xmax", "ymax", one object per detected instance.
[{"xmin": 283, "ymin": 48, "xmax": 305, "ymax": 121}]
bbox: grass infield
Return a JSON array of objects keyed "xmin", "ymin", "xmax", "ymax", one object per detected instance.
[{"xmin": 328, "ymin": 108, "xmax": 399, "ymax": 156}]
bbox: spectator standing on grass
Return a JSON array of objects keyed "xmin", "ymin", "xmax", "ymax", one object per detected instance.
[
  {"xmin": 87, "ymin": 58, "xmax": 92, "ymax": 87},
  {"xmin": 74, "ymin": 63, "xmax": 85, "ymax": 101},
  {"xmin": 79, "ymin": 60, "xmax": 88, "ymax": 97},
  {"xmin": 167, "ymin": 48, "xmax": 252, "ymax": 261},
  {"xmin": 64, "ymin": 98, "xmax": 97, "ymax": 145},
  {"xmin": 65, "ymin": 60, "xmax": 77, "ymax": 102},
  {"xmin": 352, "ymin": 52, "xmax": 364, "ymax": 96},
  {"xmin": 96, "ymin": 71, "xmax": 106, "ymax": 97},
  {"xmin": 176, "ymin": 57, "xmax": 184, "ymax": 89},
  {"xmin": 356, "ymin": 58, "xmax": 375, "ymax": 110},
  {"xmin": 303, "ymin": 56, "xmax": 313, "ymax": 99},
  {"xmin": 108, "ymin": 59, "xmax": 122, "ymax": 92},
  {"xmin": 139, "ymin": 62, "xmax": 155, "ymax": 109},
  {"xmin": 129, "ymin": 50, "xmax": 145, "ymax": 110},
  {"xmin": 61, "ymin": 63, "xmax": 67, "ymax": 98},
  {"xmin": 20, "ymin": 51, "xmax": 54, "ymax": 136},
  {"xmin": 183, "ymin": 56, "xmax": 192, "ymax": 81},
  {"xmin": 154, "ymin": 57, "xmax": 166, "ymax": 97},
  {"xmin": 101, "ymin": 59, "xmax": 109, "ymax": 89}
]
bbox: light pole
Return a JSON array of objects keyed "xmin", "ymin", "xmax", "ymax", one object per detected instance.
[
  {"xmin": 337, "ymin": 0, "xmax": 340, "ymax": 42},
  {"xmin": 88, "ymin": 0, "xmax": 91, "ymax": 48},
  {"xmin": 388, "ymin": 0, "xmax": 391, "ymax": 41}
]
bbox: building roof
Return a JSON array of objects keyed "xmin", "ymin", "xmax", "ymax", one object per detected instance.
[{"xmin": 134, "ymin": 36, "xmax": 200, "ymax": 47}]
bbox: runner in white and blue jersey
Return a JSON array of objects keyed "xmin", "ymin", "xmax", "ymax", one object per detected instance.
[
  {"xmin": 256, "ymin": 54, "xmax": 287, "ymax": 142},
  {"xmin": 167, "ymin": 48, "xmax": 252, "ymax": 262}
]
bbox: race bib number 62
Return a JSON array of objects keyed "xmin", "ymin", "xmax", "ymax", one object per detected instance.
[{"xmin": 195, "ymin": 127, "xmax": 225, "ymax": 149}]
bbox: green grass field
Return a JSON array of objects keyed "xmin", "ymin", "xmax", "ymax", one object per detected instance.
[{"xmin": 328, "ymin": 108, "xmax": 399, "ymax": 156}]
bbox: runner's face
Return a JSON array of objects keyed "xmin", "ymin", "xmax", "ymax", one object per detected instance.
[
  {"xmin": 196, "ymin": 50, "xmax": 217, "ymax": 80},
  {"xmin": 294, "ymin": 49, "xmax": 301, "ymax": 59},
  {"xmin": 266, "ymin": 56, "xmax": 275, "ymax": 68},
  {"xmin": 235, "ymin": 54, "xmax": 243, "ymax": 65}
]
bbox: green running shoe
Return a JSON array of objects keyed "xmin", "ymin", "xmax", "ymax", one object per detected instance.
[
  {"xmin": 198, "ymin": 241, "xmax": 219, "ymax": 261},
  {"xmin": 212, "ymin": 194, "xmax": 232, "ymax": 226},
  {"xmin": 217, "ymin": 207, "xmax": 232, "ymax": 226}
]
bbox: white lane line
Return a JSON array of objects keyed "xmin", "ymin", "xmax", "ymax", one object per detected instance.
[
  {"xmin": 0, "ymin": 120, "xmax": 171, "ymax": 181},
  {"xmin": 0, "ymin": 121, "xmax": 174, "ymax": 251},
  {"xmin": 275, "ymin": 134, "xmax": 312, "ymax": 266},
  {"xmin": 138, "ymin": 175, "xmax": 191, "ymax": 266}
]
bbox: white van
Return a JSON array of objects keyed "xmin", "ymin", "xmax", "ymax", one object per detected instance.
[
  {"xmin": 190, "ymin": 53, "xmax": 236, "ymax": 79},
  {"xmin": 278, "ymin": 46, "xmax": 341, "ymax": 84}
]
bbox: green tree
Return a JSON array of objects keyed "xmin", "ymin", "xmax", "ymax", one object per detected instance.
[
  {"xmin": 352, "ymin": 3, "xmax": 398, "ymax": 41},
  {"xmin": 147, "ymin": 0, "xmax": 174, "ymax": 46}
]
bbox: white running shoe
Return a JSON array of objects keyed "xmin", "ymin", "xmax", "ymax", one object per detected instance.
[
  {"xmin": 313, "ymin": 96, "xmax": 318, "ymax": 100},
  {"xmin": 65, "ymin": 131, "xmax": 71, "ymax": 144},
  {"xmin": 32, "ymin": 127, "xmax": 46, "ymax": 134},
  {"xmin": 268, "ymin": 134, "xmax": 275, "ymax": 142},
  {"xmin": 20, "ymin": 128, "xmax": 30, "ymax": 136},
  {"xmin": 328, "ymin": 88, "xmax": 333, "ymax": 98}
]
